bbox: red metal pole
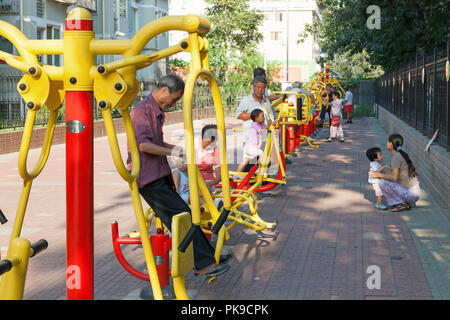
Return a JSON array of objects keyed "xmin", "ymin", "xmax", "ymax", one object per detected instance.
[
  {"xmin": 295, "ymin": 125, "xmax": 301, "ymax": 149},
  {"xmin": 65, "ymin": 91, "xmax": 94, "ymax": 300},
  {"xmin": 288, "ymin": 125, "xmax": 295, "ymax": 153},
  {"xmin": 64, "ymin": 13, "xmax": 94, "ymax": 300},
  {"xmin": 150, "ymin": 229, "xmax": 171, "ymax": 287}
]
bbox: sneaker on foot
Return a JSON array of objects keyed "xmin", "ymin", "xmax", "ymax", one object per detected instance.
[
  {"xmin": 327, "ymin": 137, "xmax": 332, "ymax": 142},
  {"xmin": 193, "ymin": 263, "xmax": 230, "ymax": 278},
  {"xmin": 339, "ymin": 137, "xmax": 344, "ymax": 142},
  {"xmin": 375, "ymin": 204, "xmax": 387, "ymax": 210}
]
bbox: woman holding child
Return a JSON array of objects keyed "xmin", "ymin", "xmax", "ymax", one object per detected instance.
[{"xmin": 369, "ymin": 134, "xmax": 421, "ymax": 212}]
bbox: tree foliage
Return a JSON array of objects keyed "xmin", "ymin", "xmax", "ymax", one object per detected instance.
[
  {"xmin": 299, "ymin": 0, "xmax": 449, "ymax": 72},
  {"xmin": 223, "ymin": 51, "xmax": 282, "ymax": 93},
  {"xmin": 204, "ymin": 0, "xmax": 266, "ymax": 83},
  {"xmin": 329, "ymin": 49, "xmax": 384, "ymax": 79}
]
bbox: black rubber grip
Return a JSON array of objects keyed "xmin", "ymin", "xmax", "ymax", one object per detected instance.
[
  {"xmin": 0, "ymin": 259, "xmax": 12, "ymax": 276},
  {"xmin": 177, "ymin": 225, "xmax": 199, "ymax": 253},
  {"xmin": 0, "ymin": 209, "xmax": 7, "ymax": 225},
  {"xmin": 211, "ymin": 209, "xmax": 230, "ymax": 234},
  {"xmin": 30, "ymin": 239, "xmax": 48, "ymax": 257}
]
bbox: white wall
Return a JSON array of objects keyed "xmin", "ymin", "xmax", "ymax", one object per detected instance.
[{"xmin": 168, "ymin": 0, "xmax": 207, "ymax": 60}]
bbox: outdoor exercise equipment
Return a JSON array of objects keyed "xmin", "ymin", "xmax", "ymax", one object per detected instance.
[
  {"xmin": 94, "ymin": 11, "xmax": 235, "ymax": 296},
  {"xmin": 0, "ymin": 239, "xmax": 48, "ymax": 299},
  {"xmin": 271, "ymin": 91, "xmax": 320, "ymax": 151},
  {"xmin": 209, "ymin": 100, "xmax": 284, "ymax": 232},
  {"xmin": 306, "ymin": 63, "xmax": 346, "ymax": 128},
  {"xmin": 103, "ymin": 9, "xmax": 279, "ymax": 291}
]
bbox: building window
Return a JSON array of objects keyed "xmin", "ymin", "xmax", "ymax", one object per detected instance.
[
  {"xmin": 46, "ymin": 26, "xmax": 53, "ymax": 65},
  {"xmin": 270, "ymin": 32, "xmax": 281, "ymax": 41},
  {"xmin": 36, "ymin": 0, "xmax": 45, "ymax": 18},
  {"xmin": 120, "ymin": 0, "xmax": 127, "ymax": 19},
  {"xmin": 278, "ymin": 12, "xmax": 283, "ymax": 21},
  {"xmin": 36, "ymin": 28, "xmax": 45, "ymax": 62},
  {"xmin": 133, "ymin": 8, "xmax": 138, "ymax": 33},
  {"xmin": 54, "ymin": 27, "xmax": 61, "ymax": 67},
  {"xmin": 155, "ymin": 10, "xmax": 167, "ymax": 20}
]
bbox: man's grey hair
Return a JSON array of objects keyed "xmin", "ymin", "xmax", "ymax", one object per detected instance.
[
  {"xmin": 155, "ymin": 73, "xmax": 185, "ymax": 94},
  {"xmin": 292, "ymin": 81, "xmax": 302, "ymax": 88},
  {"xmin": 253, "ymin": 75, "xmax": 267, "ymax": 86}
]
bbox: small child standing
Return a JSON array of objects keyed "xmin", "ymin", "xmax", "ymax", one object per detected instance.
[
  {"xmin": 172, "ymin": 156, "xmax": 190, "ymax": 204},
  {"xmin": 237, "ymin": 108, "xmax": 274, "ymax": 172},
  {"xmin": 323, "ymin": 90, "xmax": 344, "ymax": 142},
  {"xmin": 366, "ymin": 147, "xmax": 389, "ymax": 210}
]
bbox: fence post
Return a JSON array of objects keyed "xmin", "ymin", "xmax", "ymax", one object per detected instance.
[
  {"xmin": 415, "ymin": 54, "xmax": 418, "ymax": 128},
  {"xmin": 408, "ymin": 60, "xmax": 412, "ymax": 124},
  {"xmin": 447, "ymin": 38, "xmax": 449, "ymax": 151},
  {"xmin": 423, "ymin": 53, "xmax": 426, "ymax": 133},
  {"xmin": 433, "ymin": 47, "xmax": 436, "ymax": 135}
]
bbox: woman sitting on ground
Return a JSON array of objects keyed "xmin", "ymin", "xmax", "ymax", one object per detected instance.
[{"xmin": 369, "ymin": 134, "xmax": 420, "ymax": 212}]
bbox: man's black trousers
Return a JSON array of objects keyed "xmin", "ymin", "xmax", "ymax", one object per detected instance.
[{"xmin": 139, "ymin": 176, "xmax": 215, "ymax": 270}]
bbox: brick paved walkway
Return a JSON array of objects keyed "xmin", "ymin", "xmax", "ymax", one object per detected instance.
[{"xmin": 0, "ymin": 116, "xmax": 448, "ymax": 300}]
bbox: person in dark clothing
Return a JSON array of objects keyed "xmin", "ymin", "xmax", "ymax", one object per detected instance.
[{"xmin": 318, "ymin": 83, "xmax": 333, "ymax": 125}]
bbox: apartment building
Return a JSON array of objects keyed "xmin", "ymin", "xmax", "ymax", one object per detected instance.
[
  {"xmin": 167, "ymin": 0, "xmax": 322, "ymax": 83},
  {"xmin": 249, "ymin": 0, "xmax": 322, "ymax": 82},
  {"xmin": 0, "ymin": 0, "xmax": 170, "ymax": 106}
]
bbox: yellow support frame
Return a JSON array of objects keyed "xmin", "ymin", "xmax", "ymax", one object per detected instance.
[{"xmin": 0, "ymin": 9, "xmax": 222, "ymax": 300}]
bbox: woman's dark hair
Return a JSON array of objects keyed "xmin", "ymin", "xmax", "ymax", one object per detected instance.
[
  {"xmin": 156, "ymin": 73, "xmax": 185, "ymax": 94},
  {"xmin": 202, "ymin": 124, "xmax": 218, "ymax": 142},
  {"xmin": 388, "ymin": 134, "xmax": 418, "ymax": 177},
  {"xmin": 250, "ymin": 108, "xmax": 264, "ymax": 121},
  {"xmin": 253, "ymin": 67, "xmax": 266, "ymax": 78},
  {"xmin": 331, "ymin": 90, "xmax": 340, "ymax": 99},
  {"xmin": 366, "ymin": 147, "xmax": 381, "ymax": 161}
]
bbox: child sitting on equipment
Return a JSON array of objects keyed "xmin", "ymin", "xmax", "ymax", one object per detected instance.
[
  {"xmin": 172, "ymin": 155, "xmax": 190, "ymax": 204},
  {"xmin": 366, "ymin": 147, "xmax": 389, "ymax": 210},
  {"xmin": 237, "ymin": 109, "xmax": 275, "ymax": 172}
]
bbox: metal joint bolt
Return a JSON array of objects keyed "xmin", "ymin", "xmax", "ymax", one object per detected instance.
[
  {"xmin": 97, "ymin": 66, "xmax": 106, "ymax": 74},
  {"xmin": 114, "ymin": 83, "xmax": 123, "ymax": 92},
  {"xmin": 98, "ymin": 101, "xmax": 107, "ymax": 109}
]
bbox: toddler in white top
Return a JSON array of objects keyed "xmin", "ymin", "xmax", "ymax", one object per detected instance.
[{"xmin": 366, "ymin": 147, "xmax": 390, "ymax": 210}]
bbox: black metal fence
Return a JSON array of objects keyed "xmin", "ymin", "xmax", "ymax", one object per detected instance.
[
  {"xmin": 0, "ymin": 72, "xmax": 24, "ymax": 130},
  {"xmin": 375, "ymin": 41, "xmax": 450, "ymax": 151}
]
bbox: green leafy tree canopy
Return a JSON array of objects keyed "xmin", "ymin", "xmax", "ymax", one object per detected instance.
[
  {"xmin": 299, "ymin": 0, "xmax": 449, "ymax": 72},
  {"xmin": 204, "ymin": 0, "xmax": 265, "ymax": 83}
]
